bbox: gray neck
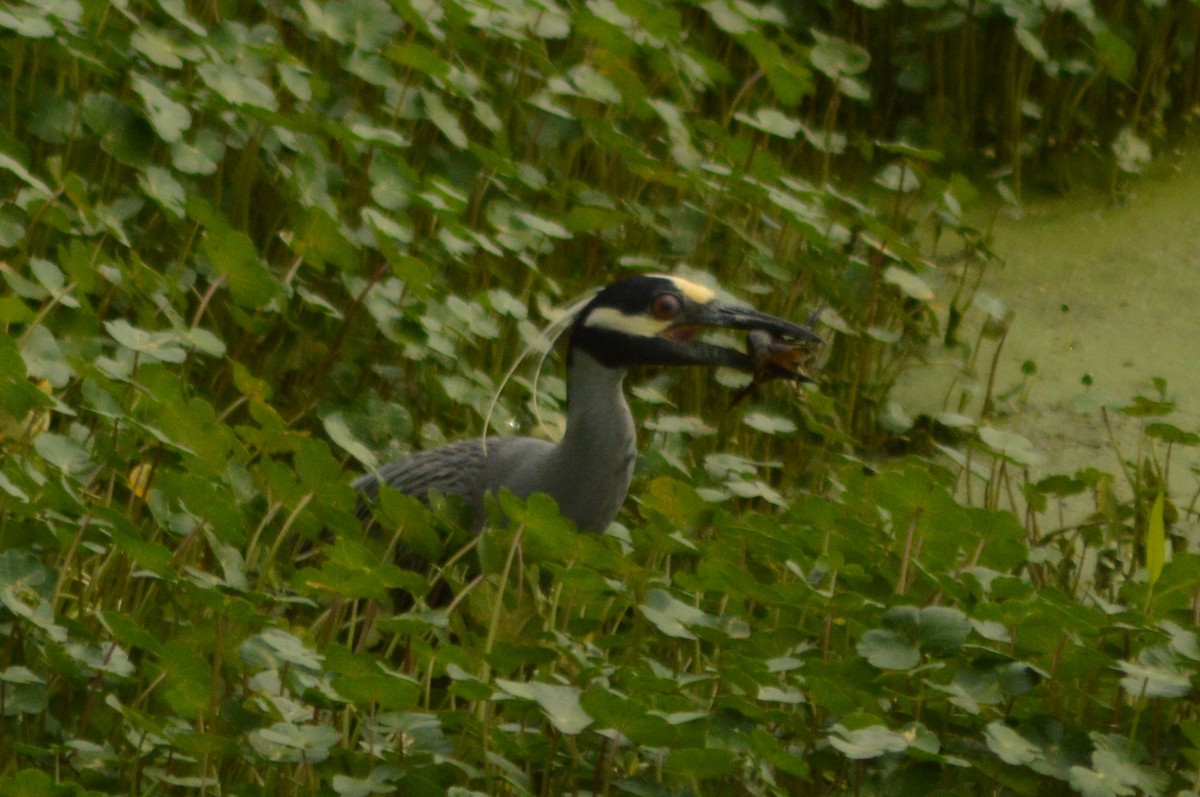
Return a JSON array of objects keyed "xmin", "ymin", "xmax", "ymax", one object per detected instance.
[{"xmin": 543, "ymin": 349, "xmax": 637, "ymax": 530}]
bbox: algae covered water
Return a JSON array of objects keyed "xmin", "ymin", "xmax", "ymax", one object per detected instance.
[{"xmin": 893, "ymin": 142, "xmax": 1200, "ymax": 494}]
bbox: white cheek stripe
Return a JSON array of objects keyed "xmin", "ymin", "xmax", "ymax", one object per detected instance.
[{"xmin": 583, "ymin": 306, "xmax": 672, "ymax": 336}]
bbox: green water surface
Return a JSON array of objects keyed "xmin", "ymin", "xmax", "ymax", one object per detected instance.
[{"xmin": 893, "ymin": 142, "xmax": 1200, "ymax": 495}]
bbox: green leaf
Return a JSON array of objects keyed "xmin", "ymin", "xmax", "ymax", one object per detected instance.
[
  {"xmin": 877, "ymin": 140, "xmax": 945, "ymax": 161},
  {"xmin": 757, "ymin": 685, "xmax": 805, "ymax": 704},
  {"xmin": 1144, "ymin": 422, "xmax": 1200, "ymax": 445},
  {"xmin": 857, "ymin": 628, "xmax": 920, "ymax": 670},
  {"xmin": 0, "ymin": 769, "xmax": 66, "ymax": 797},
  {"xmin": 249, "ymin": 722, "xmax": 342, "ymax": 764},
  {"xmin": 204, "ymin": 530, "xmax": 249, "ymax": 590},
  {"xmin": 420, "ymin": 90, "xmax": 467, "ymax": 149},
  {"xmin": 0, "ymin": 6, "xmax": 55, "ymax": 37},
  {"xmin": 514, "ymin": 210, "xmax": 572, "ymax": 239},
  {"xmin": 301, "ymin": 536, "xmax": 426, "ymax": 602},
  {"xmin": 137, "ymin": 165, "xmax": 186, "ymax": 219},
  {"xmin": 332, "ymin": 766, "xmax": 404, "ymax": 797},
  {"xmin": 1014, "ymin": 27, "xmax": 1049, "ymax": 63},
  {"xmin": 99, "ymin": 610, "xmax": 164, "ymax": 656},
  {"xmin": 386, "ymin": 41, "xmax": 451, "ymax": 78},
  {"xmin": 568, "ymin": 64, "xmax": 622, "ymax": 103},
  {"xmin": 580, "ymin": 688, "xmax": 663, "ymax": 743},
  {"xmin": 828, "ymin": 724, "xmax": 909, "ymax": 759},
  {"xmin": 130, "ymin": 73, "xmax": 192, "ymax": 143},
  {"xmin": 726, "ymin": 478, "xmax": 787, "ymax": 506},
  {"xmin": 0, "ymin": 472, "xmax": 29, "ymax": 502},
  {"xmin": 734, "ymin": 108, "xmax": 801, "ymax": 138},
  {"xmin": 1119, "ymin": 395, "xmax": 1174, "ymax": 417},
  {"xmin": 642, "ymin": 477, "xmax": 708, "ymax": 528},
  {"xmin": 639, "ymin": 588, "xmax": 713, "ymax": 640},
  {"xmin": 29, "ymin": 258, "xmax": 78, "ymax": 308},
  {"xmin": 66, "ymin": 641, "xmax": 135, "ymax": 678},
  {"xmin": 0, "ymin": 667, "xmax": 47, "ymax": 716},
  {"xmin": 739, "ymin": 31, "xmax": 811, "ymax": 105},
  {"xmin": 130, "ymin": 25, "xmax": 194, "ymax": 69},
  {"xmin": 33, "ymin": 432, "xmax": 92, "ymax": 477},
  {"xmin": 1094, "ymin": 29, "xmax": 1135, "ymax": 83},
  {"xmin": 977, "ymin": 426, "xmax": 1046, "ymax": 466},
  {"xmin": 241, "ymin": 628, "xmax": 323, "ymax": 672},
  {"xmin": 810, "ymin": 30, "xmax": 871, "ymax": 77},
  {"xmin": 194, "ymin": 212, "xmax": 278, "ymax": 309},
  {"xmin": 985, "ymin": 722, "xmax": 1042, "ymax": 766},
  {"xmin": 197, "ymin": 61, "xmax": 277, "ymax": 111},
  {"xmin": 157, "ymin": 0, "xmax": 206, "ymax": 34},
  {"xmin": 298, "ymin": 207, "xmax": 360, "ymax": 270},
  {"xmin": 562, "ymin": 205, "xmax": 625, "ymax": 233},
  {"xmin": 648, "ymin": 99, "xmax": 701, "ymax": 169},
  {"xmin": 663, "ymin": 748, "xmax": 739, "ymax": 779},
  {"xmin": 104, "ymin": 318, "xmax": 188, "ymax": 363},
  {"xmin": 21, "ymin": 326, "xmax": 73, "ymax": 387},
  {"xmin": 326, "ymin": 646, "xmax": 421, "ymax": 710},
  {"xmin": 1119, "ymin": 645, "xmax": 1191, "ymax": 698},
  {"xmin": 495, "ymin": 492, "xmax": 583, "ymax": 564},
  {"xmin": 0, "ymin": 209, "xmax": 26, "ymax": 249},
  {"xmin": 742, "ymin": 411, "xmax": 797, "ymax": 435},
  {"xmin": 1069, "ymin": 734, "xmax": 1168, "ymax": 797},
  {"xmin": 884, "ymin": 265, "xmax": 934, "ymax": 301},
  {"xmin": 860, "ymin": 606, "xmax": 971, "ymax": 668},
  {"xmin": 702, "ymin": 0, "xmax": 750, "ymax": 34},
  {"xmin": 495, "ymin": 680, "xmax": 592, "ymax": 735},
  {"xmin": 645, "ymin": 414, "xmax": 714, "ymax": 436},
  {"xmin": 81, "ymin": 92, "xmax": 153, "ymax": 169},
  {"xmin": 875, "ymin": 162, "xmax": 921, "ymax": 193},
  {"xmin": 172, "ymin": 129, "xmax": 225, "ymax": 175},
  {"xmin": 0, "ymin": 550, "xmax": 66, "ymax": 643},
  {"xmin": 105, "ymin": 508, "xmax": 174, "ymax": 575},
  {"xmin": 915, "ymin": 606, "xmax": 972, "ymax": 656},
  {"xmin": 0, "ymin": 150, "xmax": 51, "ymax": 195},
  {"xmin": 487, "ymin": 289, "xmax": 528, "ymax": 320}
]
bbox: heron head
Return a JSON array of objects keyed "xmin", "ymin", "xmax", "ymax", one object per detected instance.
[{"xmin": 569, "ymin": 274, "xmax": 822, "ymax": 381}]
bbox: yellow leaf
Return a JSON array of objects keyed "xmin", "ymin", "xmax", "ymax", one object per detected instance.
[
  {"xmin": 1146, "ymin": 491, "xmax": 1166, "ymax": 587},
  {"xmin": 128, "ymin": 463, "xmax": 154, "ymax": 500}
]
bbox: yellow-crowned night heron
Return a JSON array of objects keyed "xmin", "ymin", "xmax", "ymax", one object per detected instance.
[{"xmin": 353, "ymin": 274, "xmax": 820, "ymax": 532}]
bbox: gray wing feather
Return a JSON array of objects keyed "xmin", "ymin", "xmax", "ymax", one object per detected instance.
[
  {"xmin": 354, "ymin": 439, "xmax": 486, "ymax": 501},
  {"xmin": 353, "ymin": 439, "xmax": 488, "ymax": 523},
  {"xmin": 353, "ymin": 437, "xmax": 554, "ymax": 529}
]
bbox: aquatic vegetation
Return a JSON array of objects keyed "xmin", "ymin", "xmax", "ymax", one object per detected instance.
[{"xmin": 2, "ymin": 0, "xmax": 1199, "ymax": 794}]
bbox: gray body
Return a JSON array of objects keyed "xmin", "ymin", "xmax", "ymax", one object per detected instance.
[{"xmin": 354, "ymin": 351, "xmax": 636, "ymax": 532}]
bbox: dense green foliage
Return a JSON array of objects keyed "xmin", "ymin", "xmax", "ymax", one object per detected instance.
[{"xmin": 2, "ymin": 0, "xmax": 1200, "ymax": 795}]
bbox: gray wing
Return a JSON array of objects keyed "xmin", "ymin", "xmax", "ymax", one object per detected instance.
[
  {"xmin": 353, "ymin": 436, "xmax": 554, "ymax": 529},
  {"xmin": 353, "ymin": 439, "xmax": 488, "ymax": 519}
]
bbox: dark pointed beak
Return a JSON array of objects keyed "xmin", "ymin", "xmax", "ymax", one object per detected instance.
[
  {"xmin": 691, "ymin": 302, "xmax": 824, "ymax": 346},
  {"xmin": 661, "ymin": 301, "xmax": 823, "ymax": 381}
]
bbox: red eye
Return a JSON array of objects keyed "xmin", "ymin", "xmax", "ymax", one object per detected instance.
[{"xmin": 651, "ymin": 293, "xmax": 683, "ymax": 320}]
